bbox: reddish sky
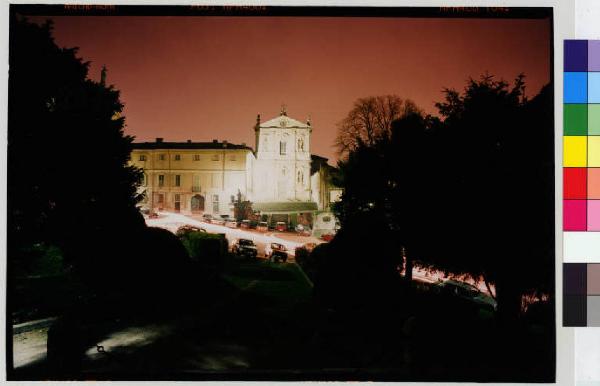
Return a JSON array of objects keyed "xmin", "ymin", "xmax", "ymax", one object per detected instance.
[{"xmin": 35, "ymin": 15, "xmax": 550, "ymax": 163}]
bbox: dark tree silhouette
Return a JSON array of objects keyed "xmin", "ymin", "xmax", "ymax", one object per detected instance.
[
  {"xmin": 335, "ymin": 95, "xmax": 421, "ymax": 157},
  {"xmin": 8, "ymin": 16, "xmax": 145, "ymax": 271},
  {"xmin": 427, "ymin": 75, "xmax": 554, "ymax": 323},
  {"xmin": 332, "ymin": 75, "xmax": 553, "ymax": 323}
]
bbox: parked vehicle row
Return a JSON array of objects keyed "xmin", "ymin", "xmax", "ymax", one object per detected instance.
[
  {"xmin": 230, "ymin": 239, "xmax": 290, "ymax": 263},
  {"xmin": 200, "ymin": 214, "xmax": 312, "ymax": 234}
]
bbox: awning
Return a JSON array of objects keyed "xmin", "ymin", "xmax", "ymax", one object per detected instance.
[{"xmin": 253, "ymin": 201, "xmax": 318, "ymax": 214}]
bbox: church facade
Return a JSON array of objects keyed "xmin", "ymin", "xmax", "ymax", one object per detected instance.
[{"xmin": 130, "ymin": 108, "xmax": 341, "ymax": 225}]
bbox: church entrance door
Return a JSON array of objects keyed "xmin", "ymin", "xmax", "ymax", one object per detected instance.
[{"xmin": 191, "ymin": 194, "xmax": 205, "ymax": 212}]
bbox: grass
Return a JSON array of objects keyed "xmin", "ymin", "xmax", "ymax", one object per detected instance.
[{"xmin": 222, "ymin": 260, "xmax": 312, "ymax": 303}]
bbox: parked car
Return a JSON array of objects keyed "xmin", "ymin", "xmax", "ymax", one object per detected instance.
[
  {"xmin": 296, "ymin": 224, "xmax": 312, "ymax": 236},
  {"xmin": 211, "ymin": 216, "xmax": 226, "ymax": 226},
  {"xmin": 321, "ymin": 233, "xmax": 334, "ymax": 242},
  {"xmin": 257, "ymin": 221, "xmax": 269, "ymax": 232},
  {"xmin": 265, "ymin": 242, "xmax": 288, "ymax": 263},
  {"xmin": 275, "ymin": 221, "xmax": 287, "ymax": 232},
  {"xmin": 202, "ymin": 213, "xmax": 213, "ymax": 223},
  {"xmin": 240, "ymin": 220, "xmax": 251, "ymax": 229},
  {"xmin": 175, "ymin": 224, "xmax": 207, "ymax": 237},
  {"xmin": 434, "ymin": 279, "xmax": 497, "ymax": 312},
  {"xmin": 232, "ymin": 238, "xmax": 258, "ymax": 259},
  {"xmin": 225, "ymin": 219, "xmax": 238, "ymax": 228}
]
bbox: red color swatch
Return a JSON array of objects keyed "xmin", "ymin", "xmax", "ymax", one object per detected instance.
[{"xmin": 564, "ymin": 168, "xmax": 588, "ymax": 199}]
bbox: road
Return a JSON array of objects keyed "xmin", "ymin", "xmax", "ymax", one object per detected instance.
[{"xmin": 145, "ymin": 211, "xmax": 324, "ymax": 258}]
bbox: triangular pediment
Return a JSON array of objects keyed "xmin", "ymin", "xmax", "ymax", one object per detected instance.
[{"xmin": 260, "ymin": 114, "xmax": 310, "ymax": 129}]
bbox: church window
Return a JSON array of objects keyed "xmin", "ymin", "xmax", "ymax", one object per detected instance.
[
  {"xmin": 280, "ymin": 141, "xmax": 287, "ymax": 155},
  {"xmin": 158, "ymin": 175, "xmax": 165, "ymax": 187},
  {"xmin": 174, "ymin": 154, "xmax": 181, "ymax": 161},
  {"xmin": 298, "ymin": 137, "xmax": 304, "ymax": 151},
  {"xmin": 194, "ymin": 154, "xmax": 201, "ymax": 161},
  {"xmin": 139, "ymin": 154, "xmax": 147, "ymax": 161}
]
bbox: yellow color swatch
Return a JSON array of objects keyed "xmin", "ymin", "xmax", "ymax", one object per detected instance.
[
  {"xmin": 564, "ymin": 136, "xmax": 588, "ymax": 167},
  {"xmin": 589, "ymin": 136, "xmax": 600, "ymax": 167}
]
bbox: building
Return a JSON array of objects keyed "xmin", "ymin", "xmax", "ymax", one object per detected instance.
[{"xmin": 130, "ymin": 107, "xmax": 341, "ymax": 227}]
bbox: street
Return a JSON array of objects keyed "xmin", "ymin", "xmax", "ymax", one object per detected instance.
[{"xmin": 145, "ymin": 211, "xmax": 324, "ymax": 258}]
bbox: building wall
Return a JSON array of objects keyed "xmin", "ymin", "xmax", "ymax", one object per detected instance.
[
  {"xmin": 131, "ymin": 147, "xmax": 252, "ymax": 215},
  {"xmin": 253, "ymin": 125, "xmax": 312, "ymax": 202}
]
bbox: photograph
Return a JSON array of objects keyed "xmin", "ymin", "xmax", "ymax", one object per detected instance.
[{"xmin": 6, "ymin": 4, "xmax": 555, "ymax": 382}]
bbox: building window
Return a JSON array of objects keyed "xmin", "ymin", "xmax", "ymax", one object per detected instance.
[
  {"xmin": 139, "ymin": 154, "xmax": 147, "ymax": 161},
  {"xmin": 192, "ymin": 175, "xmax": 201, "ymax": 192},
  {"xmin": 158, "ymin": 175, "xmax": 165, "ymax": 187},
  {"xmin": 211, "ymin": 154, "xmax": 219, "ymax": 161},
  {"xmin": 297, "ymin": 170, "xmax": 303, "ymax": 184},
  {"xmin": 175, "ymin": 175, "xmax": 181, "ymax": 187},
  {"xmin": 159, "ymin": 154, "xmax": 166, "ymax": 161},
  {"xmin": 280, "ymin": 141, "xmax": 287, "ymax": 155},
  {"xmin": 212, "ymin": 194, "xmax": 219, "ymax": 213},
  {"xmin": 194, "ymin": 154, "xmax": 200, "ymax": 161},
  {"xmin": 174, "ymin": 154, "xmax": 181, "ymax": 161},
  {"xmin": 174, "ymin": 194, "xmax": 180, "ymax": 202},
  {"xmin": 157, "ymin": 193, "xmax": 164, "ymax": 203}
]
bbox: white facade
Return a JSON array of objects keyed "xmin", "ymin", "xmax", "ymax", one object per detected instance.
[{"xmin": 252, "ymin": 108, "xmax": 312, "ymax": 203}]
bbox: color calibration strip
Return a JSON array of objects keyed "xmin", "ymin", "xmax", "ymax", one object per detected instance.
[
  {"xmin": 564, "ymin": 41, "xmax": 600, "ymax": 326},
  {"xmin": 564, "ymin": 263, "xmax": 600, "ymax": 327}
]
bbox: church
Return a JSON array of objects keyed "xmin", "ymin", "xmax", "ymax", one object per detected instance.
[{"xmin": 130, "ymin": 107, "xmax": 342, "ymax": 228}]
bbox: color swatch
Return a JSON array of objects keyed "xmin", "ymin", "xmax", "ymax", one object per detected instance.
[
  {"xmin": 564, "ymin": 40, "xmax": 600, "ymax": 234},
  {"xmin": 564, "ymin": 40, "xmax": 600, "ymax": 326},
  {"xmin": 564, "ymin": 263, "xmax": 600, "ymax": 327}
]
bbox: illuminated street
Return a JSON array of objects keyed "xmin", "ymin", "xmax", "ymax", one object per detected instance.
[{"xmin": 145, "ymin": 211, "xmax": 324, "ymax": 258}]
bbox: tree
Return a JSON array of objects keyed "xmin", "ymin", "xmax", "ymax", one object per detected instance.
[
  {"xmin": 424, "ymin": 74, "xmax": 554, "ymax": 323},
  {"xmin": 8, "ymin": 16, "xmax": 144, "ymax": 270},
  {"xmin": 332, "ymin": 75, "xmax": 553, "ymax": 323},
  {"xmin": 335, "ymin": 95, "xmax": 421, "ymax": 156},
  {"xmin": 233, "ymin": 190, "xmax": 253, "ymax": 222}
]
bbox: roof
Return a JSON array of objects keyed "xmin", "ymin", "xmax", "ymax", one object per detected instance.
[
  {"xmin": 132, "ymin": 141, "xmax": 253, "ymax": 151},
  {"xmin": 253, "ymin": 201, "xmax": 318, "ymax": 213},
  {"xmin": 259, "ymin": 113, "xmax": 311, "ymax": 129}
]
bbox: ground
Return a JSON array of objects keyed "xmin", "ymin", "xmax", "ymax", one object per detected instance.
[
  {"xmin": 11, "ymin": 211, "xmax": 552, "ymax": 381},
  {"xmin": 12, "ymin": 258, "xmax": 320, "ymax": 378}
]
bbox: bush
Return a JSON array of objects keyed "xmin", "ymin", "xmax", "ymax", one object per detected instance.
[
  {"xmin": 295, "ymin": 245, "xmax": 319, "ymax": 283},
  {"xmin": 311, "ymin": 214, "xmax": 403, "ymax": 311},
  {"xmin": 179, "ymin": 231, "xmax": 227, "ymax": 277},
  {"xmin": 70, "ymin": 226, "xmax": 199, "ymax": 317}
]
